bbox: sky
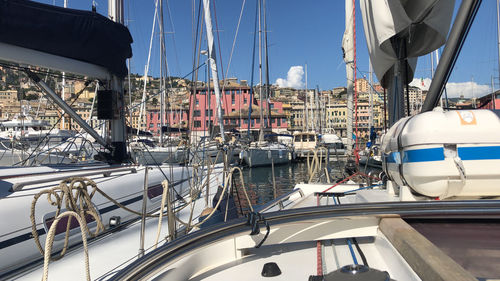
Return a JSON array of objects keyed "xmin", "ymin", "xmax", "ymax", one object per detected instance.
[{"xmin": 36, "ymin": 0, "xmax": 500, "ymax": 98}]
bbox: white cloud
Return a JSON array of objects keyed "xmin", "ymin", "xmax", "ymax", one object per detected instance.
[
  {"xmin": 275, "ymin": 66, "xmax": 305, "ymax": 88},
  {"xmin": 410, "ymin": 77, "xmax": 491, "ymax": 98}
]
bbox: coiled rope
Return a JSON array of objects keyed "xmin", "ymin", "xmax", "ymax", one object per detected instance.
[
  {"xmin": 30, "ymin": 175, "xmax": 177, "ymax": 260},
  {"xmin": 42, "ymin": 211, "xmax": 90, "ymax": 281},
  {"xmin": 30, "ymin": 177, "xmax": 104, "ymax": 261}
]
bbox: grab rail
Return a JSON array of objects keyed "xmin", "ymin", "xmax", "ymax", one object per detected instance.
[
  {"xmin": 10, "ymin": 167, "xmax": 137, "ymax": 192},
  {"xmin": 256, "ymin": 188, "xmax": 304, "ymax": 213}
]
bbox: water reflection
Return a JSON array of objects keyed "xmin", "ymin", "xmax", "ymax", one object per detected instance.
[{"xmin": 233, "ymin": 162, "xmax": 311, "ymax": 212}]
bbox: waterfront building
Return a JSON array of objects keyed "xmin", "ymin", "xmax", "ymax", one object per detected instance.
[
  {"xmin": 188, "ymin": 79, "xmax": 288, "ymax": 140},
  {"xmin": 0, "ymin": 90, "xmax": 18, "ymax": 105},
  {"xmin": 477, "ymin": 90, "xmax": 500, "ymax": 109}
]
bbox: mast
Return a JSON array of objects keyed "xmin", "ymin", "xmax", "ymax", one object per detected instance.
[
  {"xmin": 62, "ymin": 0, "xmax": 68, "ymax": 130},
  {"xmin": 159, "ymin": 0, "xmax": 166, "ymax": 145},
  {"xmin": 343, "ymin": 0, "xmax": 354, "ymax": 155},
  {"xmin": 108, "ymin": 0, "xmax": 127, "ymax": 162},
  {"xmin": 202, "ymin": 0, "xmax": 225, "ymax": 142},
  {"xmin": 368, "ymin": 59, "xmax": 373, "ymax": 129},
  {"xmin": 492, "ymin": 76, "xmax": 496, "ymax": 109},
  {"xmin": 315, "ymin": 86, "xmax": 320, "ymax": 134},
  {"xmin": 434, "ymin": 50, "xmax": 444, "ymax": 107},
  {"xmin": 497, "ymin": 0, "xmax": 500, "ymax": 90},
  {"xmin": 263, "ymin": 0, "xmax": 271, "ymax": 130},
  {"xmin": 138, "ymin": 0, "xmax": 158, "ymax": 136},
  {"xmin": 258, "ymin": 0, "xmax": 264, "ymax": 142},
  {"xmin": 305, "ymin": 63, "xmax": 308, "ymax": 132}
]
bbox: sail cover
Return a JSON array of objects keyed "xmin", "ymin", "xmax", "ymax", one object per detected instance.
[
  {"xmin": 360, "ymin": 0, "xmax": 455, "ymax": 88},
  {"xmin": 0, "ymin": 0, "xmax": 132, "ymax": 78}
]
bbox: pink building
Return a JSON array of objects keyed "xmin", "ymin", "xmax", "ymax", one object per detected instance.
[
  {"xmin": 146, "ymin": 108, "xmax": 189, "ymax": 136},
  {"xmin": 189, "ymin": 82, "xmax": 288, "ymax": 133},
  {"xmin": 477, "ymin": 91, "xmax": 500, "ymax": 109}
]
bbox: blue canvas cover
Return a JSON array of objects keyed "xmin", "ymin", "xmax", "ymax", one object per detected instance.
[{"xmin": 0, "ymin": 0, "xmax": 132, "ymax": 77}]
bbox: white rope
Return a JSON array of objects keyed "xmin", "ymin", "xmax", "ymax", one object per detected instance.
[
  {"xmin": 42, "ymin": 211, "xmax": 90, "ymax": 281},
  {"xmin": 153, "ymin": 180, "xmax": 169, "ymax": 249}
]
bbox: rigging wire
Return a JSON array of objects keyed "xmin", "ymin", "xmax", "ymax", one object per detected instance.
[
  {"xmin": 247, "ymin": 0, "xmax": 259, "ymax": 138},
  {"xmin": 16, "ymin": 73, "xmax": 92, "ymax": 166},
  {"xmin": 223, "ymin": 0, "xmax": 246, "ymax": 87},
  {"xmin": 211, "ymin": 0, "xmax": 231, "ymax": 138},
  {"xmin": 165, "ymin": 0, "xmax": 182, "ymax": 76}
]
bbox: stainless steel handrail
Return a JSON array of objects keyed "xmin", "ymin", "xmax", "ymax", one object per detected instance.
[
  {"xmin": 257, "ymin": 188, "xmax": 305, "ymax": 213},
  {"xmin": 10, "ymin": 167, "xmax": 137, "ymax": 192}
]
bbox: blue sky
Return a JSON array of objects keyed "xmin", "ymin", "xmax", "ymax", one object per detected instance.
[{"xmin": 38, "ymin": 1, "xmax": 500, "ymax": 97}]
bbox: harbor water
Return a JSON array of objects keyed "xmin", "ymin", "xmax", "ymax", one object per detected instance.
[{"xmin": 233, "ymin": 161, "xmax": 346, "ymax": 211}]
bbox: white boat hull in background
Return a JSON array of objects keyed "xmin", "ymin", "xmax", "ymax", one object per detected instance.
[
  {"xmin": 0, "ymin": 163, "xmax": 218, "ymax": 277},
  {"xmin": 240, "ymin": 143, "xmax": 292, "ymax": 167}
]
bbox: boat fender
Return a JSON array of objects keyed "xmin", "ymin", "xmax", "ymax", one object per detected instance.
[{"xmin": 246, "ymin": 212, "xmax": 270, "ymax": 248}]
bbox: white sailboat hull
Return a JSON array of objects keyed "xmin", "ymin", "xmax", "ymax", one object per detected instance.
[
  {"xmin": 240, "ymin": 145, "xmax": 292, "ymax": 167},
  {"xmin": 0, "ymin": 164, "xmax": 197, "ymax": 276}
]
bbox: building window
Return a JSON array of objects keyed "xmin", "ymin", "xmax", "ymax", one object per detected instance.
[
  {"xmin": 244, "ymin": 98, "xmax": 247, "ymax": 104},
  {"xmin": 194, "ymin": 110, "xmax": 201, "ymax": 117},
  {"xmin": 194, "ymin": 121, "xmax": 201, "ymax": 128},
  {"xmin": 195, "ymin": 99, "xmax": 199, "ymax": 106},
  {"xmin": 277, "ymin": 118, "xmax": 281, "ymax": 126}
]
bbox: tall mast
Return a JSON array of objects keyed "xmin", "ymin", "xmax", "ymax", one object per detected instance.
[
  {"xmin": 138, "ymin": 0, "xmax": 159, "ymax": 136},
  {"xmin": 108, "ymin": 0, "xmax": 127, "ymax": 162},
  {"xmin": 305, "ymin": 63, "xmax": 308, "ymax": 132},
  {"xmin": 343, "ymin": 0, "xmax": 354, "ymax": 155},
  {"xmin": 258, "ymin": 0, "xmax": 264, "ymax": 142},
  {"xmin": 202, "ymin": 0, "xmax": 225, "ymax": 142},
  {"xmin": 158, "ymin": 0, "xmax": 166, "ymax": 145},
  {"xmin": 62, "ymin": 0, "xmax": 68, "ymax": 130},
  {"xmin": 369, "ymin": 59, "xmax": 373, "ymax": 129},
  {"xmin": 263, "ymin": 0, "xmax": 271, "ymax": 129},
  {"xmin": 434, "ymin": 50, "xmax": 443, "ymax": 107},
  {"xmin": 497, "ymin": 0, "xmax": 500, "ymax": 91},
  {"xmin": 315, "ymin": 86, "xmax": 320, "ymax": 134}
]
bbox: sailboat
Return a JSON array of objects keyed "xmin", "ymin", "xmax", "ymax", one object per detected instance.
[
  {"xmin": 129, "ymin": 0, "xmax": 189, "ymax": 166},
  {"xmin": 240, "ymin": 0, "xmax": 293, "ymax": 168},
  {"xmin": 107, "ymin": 1, "xmax": 500, "ymax": 281},
  {"xmin": 0, "ymin": 1, "xmax": 225, "ymax": 279}
]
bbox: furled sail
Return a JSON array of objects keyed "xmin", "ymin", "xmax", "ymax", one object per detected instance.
[
  {"xmin": 360, "ymin": 0, "xmax": 455, "ymax": 88},
  {"xmin": 0, "ymin": 0, "xmax": 132, "ymax": 78}
]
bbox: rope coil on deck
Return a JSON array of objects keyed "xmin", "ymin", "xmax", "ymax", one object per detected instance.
[
  {"xmin": 42, "ymin": 211, "xmax": 91, "ymax": 281},
  {"xmin": 30, "ymin": 175, "xmax": 179, "ymax": 261},
  {"xmin": 30, "ymin": 177, "xmax": 104, "ymax": 261}
]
